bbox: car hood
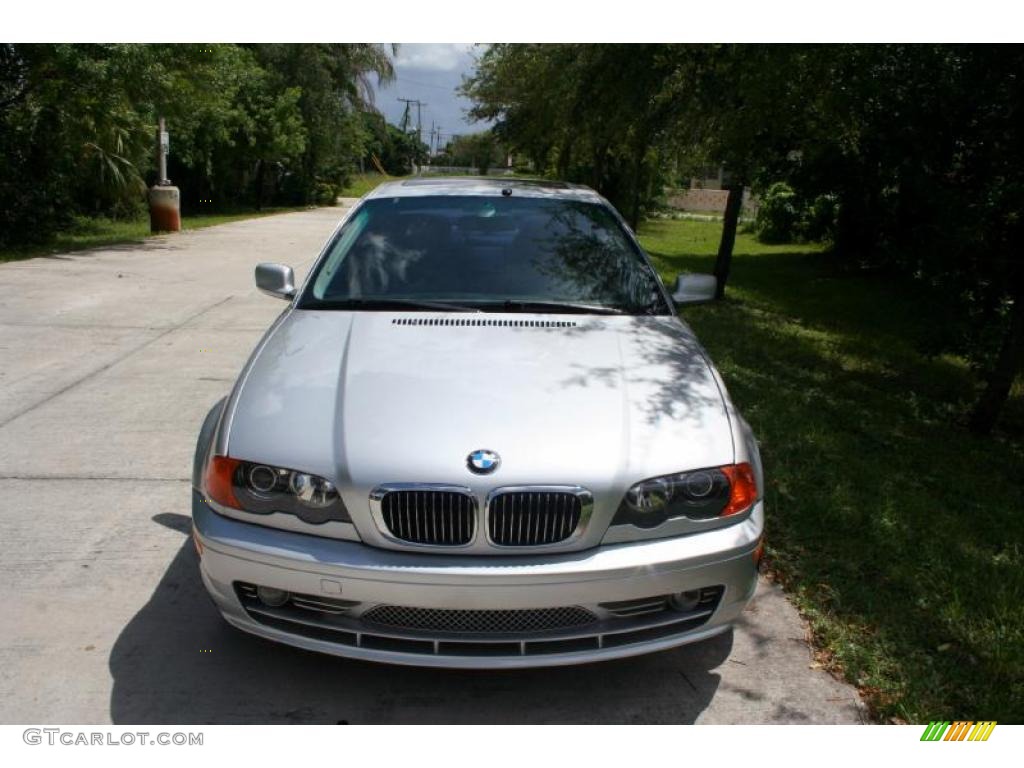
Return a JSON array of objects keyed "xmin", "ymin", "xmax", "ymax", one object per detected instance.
[{"xmin": 225, "ymin": 310, "xmax": 734, "ymax": 533}]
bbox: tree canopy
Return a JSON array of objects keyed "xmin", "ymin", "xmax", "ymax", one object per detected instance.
[
  {"xmin": 462, "ymin": 44, "xmax": 1024, "ymax": 433},
  {"xmin": 0, "ymin": 43, "xmax": 396, "ymax": 243}
]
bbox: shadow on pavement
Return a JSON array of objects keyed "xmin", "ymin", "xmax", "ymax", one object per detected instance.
[{"xmin": 109, "ymin": 514, "xmax": 731, "ymax": 724}]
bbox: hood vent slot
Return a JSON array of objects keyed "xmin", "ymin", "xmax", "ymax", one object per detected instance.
[{"xmin": 392, "ymin": 317, "xmax": 577, "ymax": 329}]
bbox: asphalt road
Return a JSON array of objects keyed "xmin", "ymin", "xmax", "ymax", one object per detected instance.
[{"xmin": 0, "ymin": 204, "xmax": 866, "ymax": 724}]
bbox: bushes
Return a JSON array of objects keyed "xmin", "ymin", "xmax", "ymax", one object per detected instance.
[
  {"xmin": 755, "ymin": 181, "xmax": 837, "ymax": 244},
  {"xmin": 755, "ymin": 182, "xmax": 801, "ymax": 243},
  {"xmin": 312, "ymin": 181, "xmax": 341, "ymax": 206}
]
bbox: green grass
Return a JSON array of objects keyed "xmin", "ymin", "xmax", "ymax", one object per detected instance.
[
  {"xmin": 636, "ymin": 217, "xmax": 1024, "ymax": 724},
  {"xmin": 340, "ymin": 172, "xmax": 396, "ymax": 198},
  {"xmin": 0, "ymin": 207, "xmax": 307, "ymax": 263}
]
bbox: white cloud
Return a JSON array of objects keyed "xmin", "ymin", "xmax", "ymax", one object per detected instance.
[{"xmin": 395, "ymin": 43, "xmax": 476, "ymax": 71}]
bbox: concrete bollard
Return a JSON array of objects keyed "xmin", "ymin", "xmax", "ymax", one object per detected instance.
[{"xmin": 148, "ymin": 185, "xmax": 181, "ymax": 233}]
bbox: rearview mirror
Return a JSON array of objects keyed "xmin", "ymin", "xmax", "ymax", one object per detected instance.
[
  {"xmin": 255, "ymin": 262, "xmax": 296, "ymax": 301},
  {"xmin": 672, "ymin": 273, "xmax": 717, "ymax": 306}
]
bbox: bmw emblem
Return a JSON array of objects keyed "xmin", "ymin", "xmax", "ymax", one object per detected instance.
[{"xmin": 467, "ymin": 449, "xmax": 501, "ymax": 474}]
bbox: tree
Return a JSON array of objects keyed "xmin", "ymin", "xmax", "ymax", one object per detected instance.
[
  {"xmin": 462, "ymin": 43, "xmax": 1024, "ymax": 432},
  {"xmin": 751, "ymin": 45, "xmax": 1024, "ymax": 432},
  {"xmin": 251, "ymin": 44, "xmax": 395, "ymax": 205},
  {"xmin": 446, "ymin": 131, "xmax": 502, "ymax": 174},
  {"xmin": 0, "ymin": 44, "xmax": 397, "ymax": 245},
  {"xmin": 653, "ymin": 45, "xmax": 806, "ymax": 297},
  {"xmin": 0, "ymin": 44, "xmax": 160, "ymax": 243},
  {"xmin": 461, "ymin": 44, "xmax": 677, "ymax": 228},
  {"xmin": 360, "ymin": 113, "xmax": 427, "ymax": 174},
  {"xmin": 231, "ymin": 72, "xmax": 306, "ymax": 211}
]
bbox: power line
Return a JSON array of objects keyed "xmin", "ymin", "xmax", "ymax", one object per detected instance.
[{"xmin": 392, "ymin": 75, "xmax": 460, "ymax": 93}]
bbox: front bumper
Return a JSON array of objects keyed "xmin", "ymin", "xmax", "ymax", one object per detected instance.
[{"xmin": 192, "ymin": 492, "xmax": 762, "ymax": 668}]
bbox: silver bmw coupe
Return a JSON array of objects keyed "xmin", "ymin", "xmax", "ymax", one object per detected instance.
[{"xmin": 192, "ymin": 178, "xmax": 764, "ymax": 668}]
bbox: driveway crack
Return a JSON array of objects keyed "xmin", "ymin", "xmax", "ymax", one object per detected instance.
[{"xmin": 0, "ymin": 296, "xmax": 233, "ymax": 430}]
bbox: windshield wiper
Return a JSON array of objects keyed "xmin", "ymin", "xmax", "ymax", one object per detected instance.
[
  {"xmin": 492, "ymin": 300, "xmax": 627, "ymax": 316},
  {"xmin": 310, "ymin": 298, "xmax": 482, "ymax": 313}
]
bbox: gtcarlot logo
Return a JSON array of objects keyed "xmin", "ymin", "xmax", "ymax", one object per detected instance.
[
  {"xmin": 920, "ymin": 721, "xmax": 997, "ymax": 742},
  {"xmin": 23, "ymin": 728, "xmax": 203, "ymax": 746}
]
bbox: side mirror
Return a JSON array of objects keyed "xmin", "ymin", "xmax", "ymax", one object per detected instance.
[
  {"xmin": 255, "ymin": 262, "xmax": 296, "ymax": 301},
  {"xmin": 672, "ymin": 273, "xmax": 717, "ymax": 306}
]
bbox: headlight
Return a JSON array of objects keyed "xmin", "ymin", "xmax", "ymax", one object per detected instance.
[
  {"xmin": 612, "ymin": 463, "xmax": 757, "ymax": 528},
  {"xmin": 204, "ymin": 456, "xmax": 349, "ymax": 524}
]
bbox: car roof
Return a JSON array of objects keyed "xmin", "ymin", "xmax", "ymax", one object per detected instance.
[{"xmin": 365, "ymin": 176, "xmax": 604, "ymax": 203}]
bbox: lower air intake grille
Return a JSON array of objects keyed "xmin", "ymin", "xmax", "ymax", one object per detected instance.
[
  {"xmin": 380, "ymin": 489, "xmax": 476, "ymax": 546},
  {"xmin": 362, "ymin": 605, "xmax": 598, "ymax": 635},
  {"xmin": 488, "ymin": 490, "xmax": 583, "ymax": 546}
]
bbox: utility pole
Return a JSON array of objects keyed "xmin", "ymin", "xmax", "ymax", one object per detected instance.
[
  {"xmin": 398, "ymin": 99, "xmax": 411, "ymax": 133},
  {"xmin": 157, "ymin": 116, "xmax": 169, "ymax": 185},
  {"xmin": 397, "ymin": 98, "xmax": 427, "ymax": 146}
]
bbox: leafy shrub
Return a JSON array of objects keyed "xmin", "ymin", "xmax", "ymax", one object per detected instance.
[
  {"xmin": 755, "ymin": 182, "xmax": 801, "ymax": 243},
  {"xmin": 312, "ymin": 182, "xmax": 340, "ymax": 206},
  {"xmin": 755, "ymin": 182, "xmax": 837, "ymax": 244},
  {"xmin": 802, "ymin": 193, "xmax": 838, "ymax": 243}
]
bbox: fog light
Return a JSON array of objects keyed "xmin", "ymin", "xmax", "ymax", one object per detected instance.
[
  {"xmin": 256, "ymin": 586, "xmax": 290, "ymax": 607},
  {"xmin": 669, "ymin": 590, "xmax": 702, "ymax": 613}
]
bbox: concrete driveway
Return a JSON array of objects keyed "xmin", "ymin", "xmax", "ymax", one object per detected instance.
[{"xmin": 0, "ymin": 205, "xmax": 865, "ymax": 724}]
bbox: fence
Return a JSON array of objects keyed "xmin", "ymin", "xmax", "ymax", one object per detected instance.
[{"xmin": 666, "ymin": 187, "xmax": 759, "ymax": 216}]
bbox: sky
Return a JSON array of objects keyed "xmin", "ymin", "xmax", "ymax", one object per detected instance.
[{"xmin": 372, "ymin": 43, "xmax": 492, "ymax": 151}]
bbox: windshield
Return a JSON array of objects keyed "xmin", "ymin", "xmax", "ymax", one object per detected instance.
[{"xmin": 300, "ymin": 195, "xmax": 668, "ymax": 314}]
